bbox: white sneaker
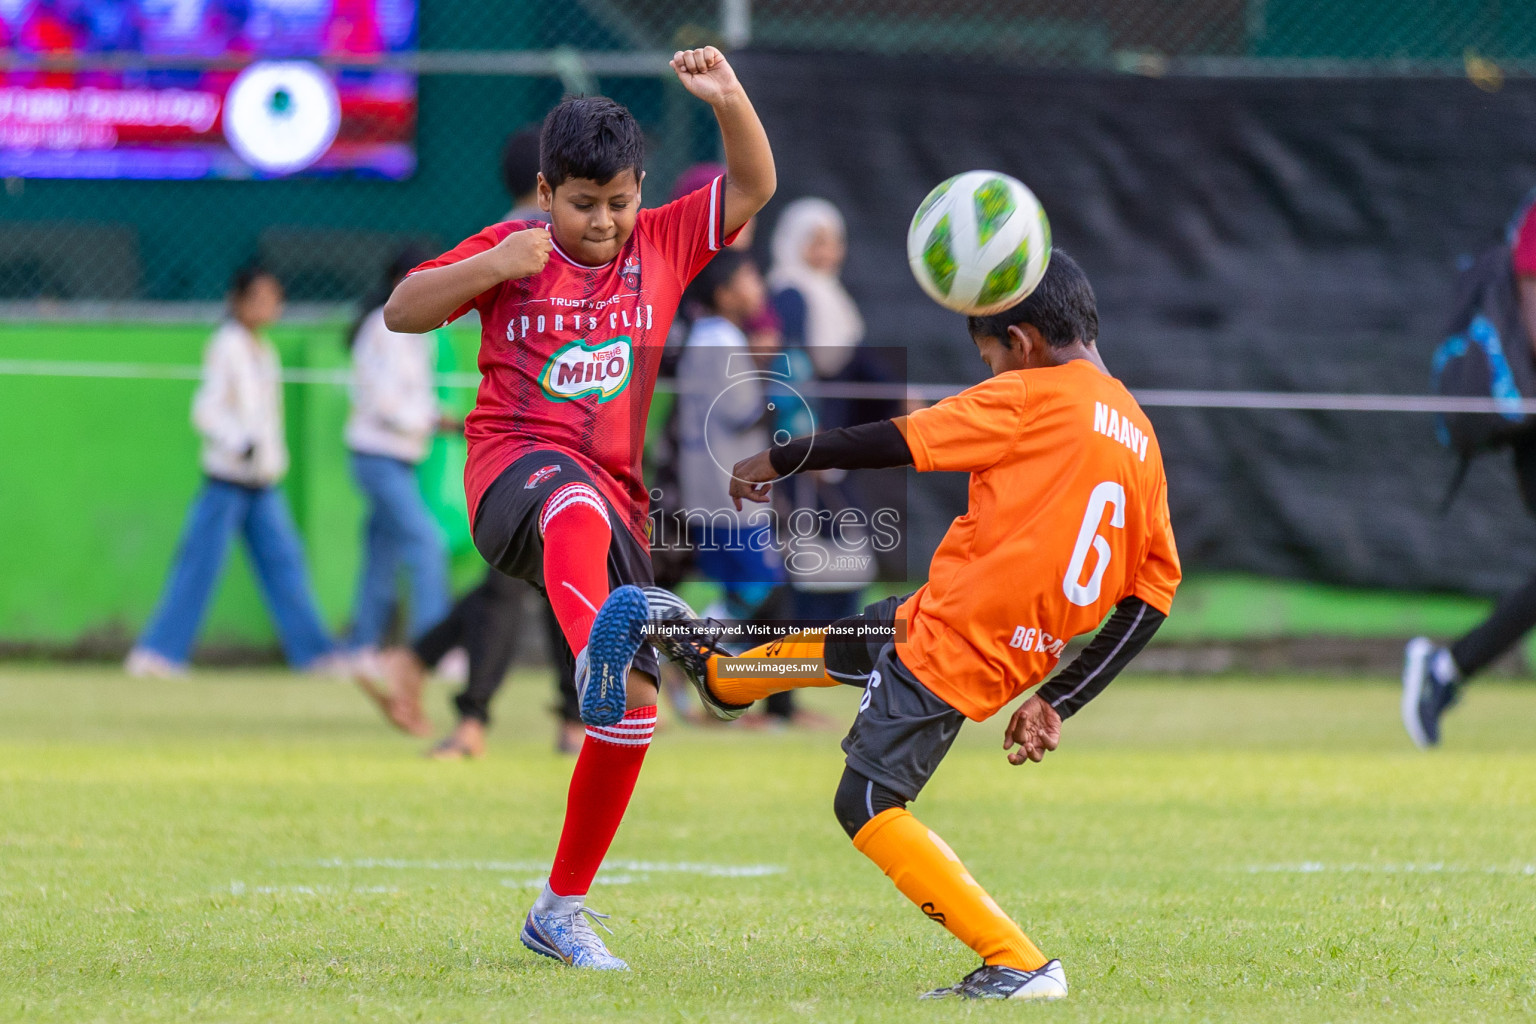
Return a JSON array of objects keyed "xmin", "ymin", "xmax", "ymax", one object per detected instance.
[
  {"xmin": 124, "ymin": 647, "xmax": 187, "ymax": 679},
  {"xmin": 921, "ymin": 960, "xmax": 1068, "ymax": 1001},
  {"xmin": 519, "ymin": 884, "xmax": 629, "ymax": 970}
]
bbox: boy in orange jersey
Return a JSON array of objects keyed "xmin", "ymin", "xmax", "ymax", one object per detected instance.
[{"xmin": 646, "ymin": 251, "xmax": 1180, "ymax": 1000}]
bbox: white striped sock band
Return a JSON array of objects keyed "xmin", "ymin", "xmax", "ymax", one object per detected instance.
[
  {"xmin": 539, "ymin": 483, "xmax": 610, "ymax": 536},
  {"xmin": 586, "ymin": 709, "xmax": 657, "ymax": 747}
]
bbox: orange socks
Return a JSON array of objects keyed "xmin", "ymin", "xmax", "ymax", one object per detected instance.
[
  {"xmin": 706, "ymin": 631, "xmax": 843, "ymax": 705},
  {"xmin": 852, "ymin": 807, "xmax": 1047, "ymax": 971}
]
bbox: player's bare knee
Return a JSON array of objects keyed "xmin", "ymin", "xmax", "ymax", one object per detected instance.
[
  {"xmin": 833, "ymin": 766, "xmax": 906, "ymax": 840},
  {"xmin": 625, "ymin": 668, "xmax": 658, "ymax": 709}
]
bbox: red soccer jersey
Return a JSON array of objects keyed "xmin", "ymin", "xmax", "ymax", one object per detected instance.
[{"xmin": 413, "ymin": 177, "xmax": 734, "ymax": 543}]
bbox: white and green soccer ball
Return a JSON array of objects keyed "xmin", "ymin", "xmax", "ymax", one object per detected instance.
[{"xmin": 905, "ymin": 170, "xmax": 1052, "ymax": 316}]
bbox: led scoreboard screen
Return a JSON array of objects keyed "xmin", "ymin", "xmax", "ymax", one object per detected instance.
[{"xmin": 0, "ymin": 0, "xmax": 416, "ymax": 179}]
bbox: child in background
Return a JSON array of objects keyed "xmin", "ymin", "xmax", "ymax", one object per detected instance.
[
  {"xmin": 126, "ymin": 267, "xmax": 339, "ymax": 677},
  {"xmin": 343, "ymin": 249, "xmax": 452, "ymax": 655},
  {"xmin": 675, "ymin": 249, "xmax": 785, "ymax": 621}
]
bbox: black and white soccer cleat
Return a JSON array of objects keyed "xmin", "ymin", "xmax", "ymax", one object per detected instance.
[
  {"xmin": 1401, "ymin": 637, "xmax": 1461, "ymax": 749},
  {"xmin": 640, "ymin": 586, "xmax": 749, "ymax": 722},
  {"xmin": 920, "ymin": 960, "xmax": 1068, "ymax": 1001}
]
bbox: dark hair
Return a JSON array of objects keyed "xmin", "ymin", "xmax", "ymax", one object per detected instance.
[
  {"xmin": 684, "ymin": 250, "xmax": 754, "ymax": 314},
  {"xmin": 966, "ymin": 250, "xmax": 1098, "ymax": 349},
  {"xmin": 539, "ymin": 97, "xmax": 644, "ymax": 190},
  {"xmin": 500, "ymin": 127, "xmax": 542, "ymax": 201},
  {"xmin": 347, "ymin": 244, "xmax": 437, "ymax": 350},
  {"xmin": 229, "ymin": 262, "xmax": 279, "ymax": 301}
]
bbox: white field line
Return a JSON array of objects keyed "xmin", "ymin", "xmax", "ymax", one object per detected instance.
[
  {"xmin": 315, "ymin": 857, "xmax": 786, "ymax": 878},
  {"xmin": 1246, "ymin": 862, "xmax": 1536, "ymax": 875},
  {"xmin": 500, "ymin": 873, "xmax": 647, "ymax": 889},
  {"xmin": 227, "ymin": 881, "xmax": 400, "ymax": 896}
]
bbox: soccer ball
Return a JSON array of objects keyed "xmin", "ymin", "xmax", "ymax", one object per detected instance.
[{"xmin": 906, "ymin": 170, "xmax": 1052, "ymax": 316}]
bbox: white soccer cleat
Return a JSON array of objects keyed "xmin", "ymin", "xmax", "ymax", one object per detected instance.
[
  {"xmin": 520, "ymin": 886, "xmax": 629, "ymax": 970},
  {"xmin": 921, "ymin": 959, "xmax": 1069, "ymax": 1001}
]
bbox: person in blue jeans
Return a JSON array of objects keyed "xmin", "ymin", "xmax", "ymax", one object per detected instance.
[
  {"xmin": 342, "ymin": 250, "xmax": 453, "ymax": 653},
  {"xmin": 126, "ymin": 267, "xmax": 338, "ymax": 676}
]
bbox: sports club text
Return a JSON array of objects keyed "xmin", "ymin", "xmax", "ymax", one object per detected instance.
[{"xmin": 505, "ymin": 300, "xmax": 656, "ymax": 343}]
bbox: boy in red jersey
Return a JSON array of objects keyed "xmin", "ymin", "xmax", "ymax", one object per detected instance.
[{"xmin": 383, "ymin": 47, "xmax": 775, "ymax": 970}]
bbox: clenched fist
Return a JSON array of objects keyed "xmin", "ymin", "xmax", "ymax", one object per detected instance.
[
  {"xmin": 670, "ymin": 46, "xmax": 743, "ymax": 107},
  {"xmin": 494, "ymin": 226, "xmax": 552, "ymax": 281}
]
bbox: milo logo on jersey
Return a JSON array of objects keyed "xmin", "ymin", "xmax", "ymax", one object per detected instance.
[{"xmin": 540, "ymin": 337, "xmax": 633, "ymax": 403}]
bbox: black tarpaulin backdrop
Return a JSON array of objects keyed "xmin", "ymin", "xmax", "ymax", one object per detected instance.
[{"xmin": 736, "ymin": 52, "xmax": 1536, "ymax": 594}]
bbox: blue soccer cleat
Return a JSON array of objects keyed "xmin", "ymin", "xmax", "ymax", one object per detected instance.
[
  {"xmin": 521, "ymin": 898, "xmax": 629, "ymax": 971},
  {"xmin": 579, "ymin": 585, "xmax": 649, "ymax": 727}
]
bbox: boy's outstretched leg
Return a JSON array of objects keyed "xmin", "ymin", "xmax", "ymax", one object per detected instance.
[{"xmin": 644, "ymin": 586, "xmax": 900, "ymax": 719}]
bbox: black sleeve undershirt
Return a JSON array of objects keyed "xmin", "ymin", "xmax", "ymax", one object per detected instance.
[
  {"xmin": 1035, "ymin": 596, "xmax": 1166, "ymax": 719},
  {"xmin": 767, "ymin": 419, "xmax": 913, "ymax": 476}
]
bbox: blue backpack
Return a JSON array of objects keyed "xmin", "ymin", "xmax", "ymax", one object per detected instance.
[{"xmin": 1431, "ymin": 193, "xmax": 1536, "ymax": 504}]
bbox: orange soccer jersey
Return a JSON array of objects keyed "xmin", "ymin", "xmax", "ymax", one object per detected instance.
[{"xmin": 893, "ymin": 359, "xmax": 1181, "ymax": 721}]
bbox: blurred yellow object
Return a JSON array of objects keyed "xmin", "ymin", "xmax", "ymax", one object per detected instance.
[{"xmin": 1465, "ymin": 49, "xmax": 1504, "ymax": 93}]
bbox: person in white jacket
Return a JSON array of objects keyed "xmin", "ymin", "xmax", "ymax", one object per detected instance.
[
  {"xmin": 126, "ymin": 267, "xmax": 338, "ymax": 676},
  {"xmin": 343, "ymin": 250, "xmax": 452, "ymax": 651}
]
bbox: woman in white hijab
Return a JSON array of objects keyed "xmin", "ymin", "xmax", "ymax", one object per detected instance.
[{"xmin": 768, "ymin": 197, "xmax": 865, "ymax": 379}]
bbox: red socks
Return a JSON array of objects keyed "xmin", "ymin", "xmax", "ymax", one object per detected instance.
[
  {"xmin": 539, "ymin": 482, "xmax": 613, "ymax": 653},
  {"xmin": 539, "ymin": 483, "xmax": 652, "ymax": 899},
  {"xmin": 547, "ymin": 705, "xmax": 657, "ymax": 897}
]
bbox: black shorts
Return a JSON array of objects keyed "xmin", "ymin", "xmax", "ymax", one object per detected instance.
[
  {"xmin": 472, "ymin": 450, "xmax": 658, "ymax": 681},
  {"xmin": 834, "ymin": 595, "xmax": 966, "ymax": 803}
]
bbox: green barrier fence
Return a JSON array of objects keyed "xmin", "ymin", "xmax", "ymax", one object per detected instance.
[
  {"xmin": 3, "ymin": 318, "xmax": 1532, "ymax": 669},
  {"xmin": 0, "ymin": 319, "xmax": 487, "ymax": 654}
]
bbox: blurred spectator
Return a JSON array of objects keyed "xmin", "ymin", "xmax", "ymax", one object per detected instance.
[
  {"xmin": 501, "ymin": 127, "xmax": 546, "ymax": 221},
  {"xmin": 1405, "ymin": 191, "xmax": 1536, "ymax": 747},
  {"xmin": 357, "ymin": 570, "xmax": 538, "ymax": 754},
  {"xmin": 768, "ymin": 197, "xmax": 863, "ymax": 384},
  {"xmin": 343, "ymin": 249, "xmax": 452, "ymax": 653},
  {"xmin": 125, "ymin": 267, "xmax": 339, "ymax": 677},
  {"xmin": 764, "ymin": 198, "xmax": 883, "ymax": 727},
  {"xmin": 676, "ymin": 249, "xmax": 785, "ymax": 621}
]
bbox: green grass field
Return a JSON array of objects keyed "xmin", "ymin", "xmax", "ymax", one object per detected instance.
[{"xmin": 1, "ymin": 666, "xmax": 1533, "ymax": 1023}]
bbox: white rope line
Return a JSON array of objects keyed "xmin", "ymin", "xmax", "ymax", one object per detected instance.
[
  {"xmin": 0, "ymin": 49, "xmax": 678, "ymax": 76},
  {"xmin": 3, "ymin": 358, "xmax": 1533, "ymax": 414}
]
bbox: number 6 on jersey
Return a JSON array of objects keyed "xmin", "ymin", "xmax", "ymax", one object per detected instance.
[{"xmin": 1063, "ymin": 481, "xmax": 1126, "ymax": 607}]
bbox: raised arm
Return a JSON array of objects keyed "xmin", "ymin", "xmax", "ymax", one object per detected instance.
[
  {"xmin": 669, "ymin": 47, "xmax": 776, "ymax": 236},
  {"xmin": 382, "ymin": 227, "xmax": 552, "ymax": 334}
]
